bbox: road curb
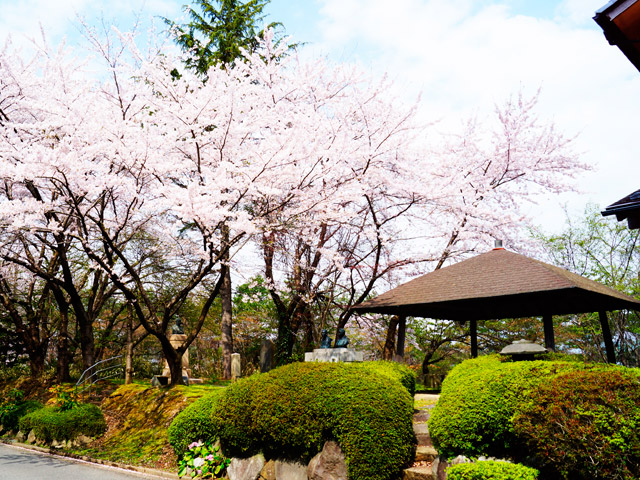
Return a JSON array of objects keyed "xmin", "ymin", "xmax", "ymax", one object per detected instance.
[{"xmin": 0, "ymin": 439, "xmax": 179, "ymax": 479}]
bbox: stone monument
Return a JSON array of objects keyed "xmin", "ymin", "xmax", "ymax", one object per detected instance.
[
  {"xmin": 152, "ymin": 317, "xmax": 203, "ymax": 386},
  {"xmin": 305, "ymin": 328, "xmax": 363, "ymax": 363}
]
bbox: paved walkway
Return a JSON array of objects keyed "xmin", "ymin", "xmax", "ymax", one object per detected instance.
[{"xmin": 0, "ymin": 443, "xmax": 169, "ymax": 480}]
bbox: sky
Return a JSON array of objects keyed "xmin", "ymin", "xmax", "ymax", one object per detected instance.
[{"xmin": 0, "ymin": 0, "xmax": 638, "ymax": 235}]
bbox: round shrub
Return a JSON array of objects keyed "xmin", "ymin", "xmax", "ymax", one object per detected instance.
[
  {"xmin": 428, "ymin": 355, "xmax": 582, "ymax": 459},
  {"xmin": 168, "ymin": 390, "xmax": 224, "ymax": 456},
  {"xmin": 19, "ymin": 403, "xmax": 106, "ymax": 443},
  {"xmin": 169, "ymin": 362, "xmax": 416, "ymax": 480},
  {"xmin": 447, "ymin": 461, "xmax": 539, "ymax": 480},
  {"xmin": 359, "ymin": 360, "xmax": 416, "ymax": 397},
  {"xmin": 513, "ymin": 368, "xmax": 640, "ymax": 480}
]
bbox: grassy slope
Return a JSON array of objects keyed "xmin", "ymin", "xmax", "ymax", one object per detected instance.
[{"xmin": 79, "ymin": 383, "xmax": 224, "ymax": 470}]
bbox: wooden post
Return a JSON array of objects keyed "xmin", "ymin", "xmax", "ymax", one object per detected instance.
[
  {"xmin": 470, "ymin": 319, "xmax": 478, "ymax": 358},
  {"xmin": 543, "ymin": 315, "xmax": 555, "ymax": 351},
  {"xmin": 396, "ymin": 316, "xmax": 407, "ymax": 359},
  {"xmin": 599, "ymin": 311, "xmax": 616, "ymax": 364}
]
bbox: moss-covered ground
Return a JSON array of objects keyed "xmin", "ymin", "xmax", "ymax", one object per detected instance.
[{"xmin": 76, "ymin": 383, "xmax": 225, "ymax": 471}]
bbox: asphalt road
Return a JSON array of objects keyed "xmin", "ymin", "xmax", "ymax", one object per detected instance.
[{"xmin": 0, "ymin": 443, "xmax": 169, "ymax": 480}]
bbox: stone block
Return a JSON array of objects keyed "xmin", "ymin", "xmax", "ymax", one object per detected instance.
[
  {"xmin": 227, "ymin": 454, "xmax": 265, "ymax": 480},
  {"xmin": 304, "ymin": 348, "xmax": 363, "ymax": 363},
  {"xmin": 231, "ymin": 353, "xmax": 242, "ymax": 381},
  {"xmin": 402, "ymin": 466, "xmax": 435, "ymax": 480},
  {"xmin": 260, "ymin": 339, "xmax": 274, "ymax": 373},
  {"xmin": 307, "ymin": 441, "xmax": 347, "ymax": 480},
  {"xmin": 26, "ymin": 429, "xmax": 36, "ymax": 444},
  {"xmin": 275, "ymin": 460, "xmax": 308, "ymax": 480}
]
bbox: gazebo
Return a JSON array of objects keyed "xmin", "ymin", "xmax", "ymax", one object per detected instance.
[{"xmin": 353, "ymin": 247, "xmax": 640, "ymax": 363}]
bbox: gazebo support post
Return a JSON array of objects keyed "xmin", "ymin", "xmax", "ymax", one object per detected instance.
[
  {"xmin": 543, "ymin": 314, "xmax": 555, "ymax": 351},
  {"xmin": 470, "ymin": 319, "xmax": 478, "ymax": 358},
  {"xmin": 395, "ymin": 316, "xmax": 407, "ymax": 359},
  {"xmin": 598, "ymin": 311, "xmax": 616, "ymax": 364}
]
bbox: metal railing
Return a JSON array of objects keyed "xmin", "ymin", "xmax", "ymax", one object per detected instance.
[{"xmin": 75, "ymin": 355, "xmax": 124, "ymax": 402}]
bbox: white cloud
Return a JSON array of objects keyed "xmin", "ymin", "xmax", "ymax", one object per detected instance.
[{"xmin": 314, "ymin": 0, "xmax": 640, "ymax": 231}]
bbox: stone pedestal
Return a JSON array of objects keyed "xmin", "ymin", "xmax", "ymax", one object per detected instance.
[
  {"xmin": 260, "ymin": 339, "xmax": 274, "ymax": 373},
  {"xmin": 304, "ymin": 348, "xmax": 363, "ymax": 363},
  {"xmin": 231, "ymin": 352, "xmax": 242, "ymax": 381},
  {"xmin": 161, "ymin": 333, "xmax": 192, "ymax": 378}
]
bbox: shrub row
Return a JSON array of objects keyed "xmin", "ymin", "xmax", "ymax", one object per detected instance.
[
  {"xmin": 429, "ymin": 355, "xmax": 640, "ymax": 480},
  {"xmin": 428, "ymin": 355, "xmax": 580, "ymax": 459},
  {"xmin": 513, "ymin": 368, "xmax": 640, "ymax": 480},
  {"xmin": 19, "ymin": 403, "xmax": 106, "ymax": 443},
  {"xmin": 169, "ymin": 361, "xmax": 416, "ymax": 480},
  {"xmin": 447, "ymin": 461, "xmax": 539, "ymax": 480}
]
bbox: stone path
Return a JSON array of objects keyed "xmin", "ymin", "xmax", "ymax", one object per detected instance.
[{"xmin": 402, "ymin": 394, "xmax": 439, "ymax": 480}]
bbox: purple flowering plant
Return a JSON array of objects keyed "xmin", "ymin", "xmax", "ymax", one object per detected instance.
[{"xmin": 177, "ymin": 439, "xmax": 230, "ymax": 478}]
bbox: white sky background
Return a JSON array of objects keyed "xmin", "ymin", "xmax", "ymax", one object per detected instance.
[{"xmin": 0, "ymin": 0, "xmax": 638, "ymax": 237}]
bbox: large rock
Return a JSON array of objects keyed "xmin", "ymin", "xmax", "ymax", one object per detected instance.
[
  {"xmin": 259, "ymin": 460, "xmax": 276, "ymax": 480},
  {"xmin": 275, "ymin": 460, "xmax": 308, "ymax": 480},
  {"xmin": 227, "ymin": 454, "xmax": 266, "ymax": 480},
  {"xmin": 26, "ymin": 430, "xmax": 36, "ymax": 444},
  {"xmin": 307, "ymin": 441, "xmax": 347, "ymax": 480}
]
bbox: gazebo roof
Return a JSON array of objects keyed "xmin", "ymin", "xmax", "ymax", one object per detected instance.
[{"xmin": 353, "ymin": 248, "xmax": 640, "ymax": 321}]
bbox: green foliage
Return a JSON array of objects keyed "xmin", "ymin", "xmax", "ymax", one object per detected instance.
[
  {"xmin": 48, "ymin": 384, "xmax": 79, "ymax": 411},
  {"xmin": 19, "ymin": 403, "xmax": 106, "ymax": 443},
  {"xmin": 535, "ymin": 204, "xmax": 640, "ymax": 366},
  {"xmin": 165, "ymin": 0, "xmax": 280, "ymax": 74},
  {"xmin": 169, "ymin": 390, "xmax": 224, "ymax": 456},
  {"xmin": 169, "ymin": 362, "xmax": 416, "ymax": 480},
  {"xmin": 178, "ymin": 439, "xmax": 230, "ymax": 478},
  {"xmin": 359, "ymin": 360, "xmax": 416, "ymax": 396},
  {"xmin": 513, "ymin": 368, "xmax": 640, "ymax": 480},
  {"xmin": 428, "ymin": 355, "xmax": 582, "ymax": 459},
  {"xmin": 0, "ymin": 389, "xmax": 43, "ymax": 432},
  {"xmin": 447, "ymin": 461, "xmax": 539, "ymax": 480}
]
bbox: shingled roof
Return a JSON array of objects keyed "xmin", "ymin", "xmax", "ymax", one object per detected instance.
[
  {"xmin": 602, "ymin": 188, "xmax": 640, "ymax": 229},
  {"xmin": 353, "ymin": 248, "xmax": 640, "ymax": 321}
]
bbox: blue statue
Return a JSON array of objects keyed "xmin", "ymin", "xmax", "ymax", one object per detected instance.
[
  {"xmin": 320, "ymin": 329, "xmax": 333, "ymax": 348},
  {"xmin": 335, "ymin": 328, "xmax": 349, "ymax": 348}
]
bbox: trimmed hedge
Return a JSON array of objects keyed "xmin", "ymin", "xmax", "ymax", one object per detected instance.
[
  {"xmin": 428, "ymin": 355, "xmax": 582, "ymax": 459},
  {"xmin": 169, "ymin": 361, "xmax": 416, "ymax": 480},
  {"xmin": 19, "ymin": 403, "xmax": 106, "ymax": 443},
  {"xmin": 360, "ymin": 360, "xmax": 416, "ymax": 397},
  {"xmin": 447, "ymin": 461, "xmax": 539, "ymax": 480},
  {"xmin": 513, "ymin": 368, "xmax": 640, "ymax": 480},
  {"xmin": 168, "ymin": 390, "xmax": 223, "ymax": 456}
]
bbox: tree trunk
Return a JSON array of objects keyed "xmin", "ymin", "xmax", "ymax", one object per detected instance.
[
  {"xmin": 383, "ymin": 316, "xmax": 399, "ymax": 360},
  {"xmin": 54, "ymin": 294, "xmax": 71, "ymax": 383},
  {"xmin": 220, "ymin": 263, "xmax": 233, "ymax": 380},
  {"xmin": 167, "ymin": 347, "xmax": 186, "ymax": 386},
  {"xmin": 125, "ymin": 315, "xmax": 134, "ymax": 384},
  {"xmin": 28, "ymin": 345, "xmax": 47, "ymax": 378}
]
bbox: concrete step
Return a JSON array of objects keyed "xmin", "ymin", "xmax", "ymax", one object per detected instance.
[
  {"xmin": 402, "ymin": 466, "xmax": 435, "ymax": 480},
  {"xmin": 415, "ymin": 445, "xmax": 438, "ymax": 462}
]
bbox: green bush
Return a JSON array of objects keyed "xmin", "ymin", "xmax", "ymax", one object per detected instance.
[
  {"xmin": 0, "ymin": 389, "xmax": 43, "ymax": 432},
  {"xmin": 19, "ymin": 403, "xmax": 106, "ymax": 443},
  {"xmin": 428, "ymin": 355, "xmax": 582, "ymax": 459},
  {"xmin": 169, "ymin": 362, "xmax": 416, "ymax": 480},
  {"xmin": 359, "ymin": 360, "xmax": 416, "ymax": 396},
  {"xmin": 168, "ymin": 390, "xmax": 224, "ymax": 456},
  {"xmin": 447, "ymin": 461, "xmax": 539, "ymax": 480},
  {"xmin": 513, "ymin": 368, "xmax": 640, "ymax": 480}
]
